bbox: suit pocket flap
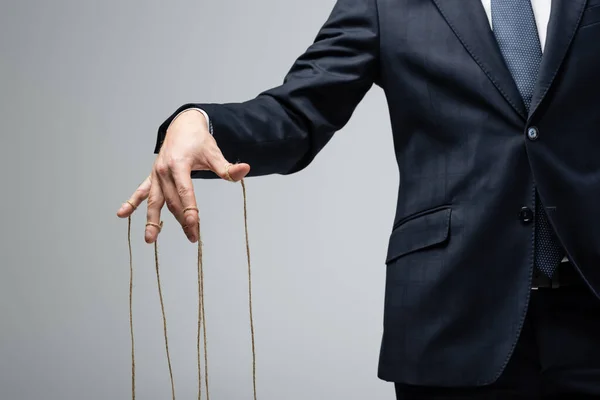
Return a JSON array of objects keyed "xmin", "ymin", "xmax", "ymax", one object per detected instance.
[{"xmin": 385, "ymin": 207, "xmax": 451, "ymax": 264}]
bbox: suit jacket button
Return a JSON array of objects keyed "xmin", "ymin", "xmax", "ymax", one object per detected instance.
[
  {"xmin": 519, "ymin": 206, "xmax": 533, "ymax": 224},
  {"xmin": 527, "ymin": 127, "xmax": 539, "ymax": 140}
]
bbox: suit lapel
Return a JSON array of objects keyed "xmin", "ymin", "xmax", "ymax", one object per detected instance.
[
  {"xmin": 431, "ymin": 0, "xmax": 527, "ymax": 120},
  {"xmin": 529, "ymin": 0, "xmax": 587, "ymax": 118}
]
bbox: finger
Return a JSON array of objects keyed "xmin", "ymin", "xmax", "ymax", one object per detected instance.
[
  {"xmin": 146, "ymin": 170, "xmax": 165, "ymax": 244},
  {"xmin": 117, "ymin": 175, "xmax": 151, "ymax": 218},
  {"xmin": 156, "ymin": 162, "xmax": 189, "ymax": 238},
  {"xmin": 203, "ymin": 143, "xmax": 250, "ymax": 182},
  {"xmin": 171, "ymin": 164, "xmax": 199, "ymax": 243},
  {"xmin": 221, "ymin": 162, "xmax": 251, "ymax": 182}
]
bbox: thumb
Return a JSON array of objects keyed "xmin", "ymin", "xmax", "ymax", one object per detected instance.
[
  {"xmin": 206, "ymin": 142, "xmax": 250, "ymax": 181},
  {"xmin": 218, "ymin": 161, "xmax": 251, "ymax": 182}
]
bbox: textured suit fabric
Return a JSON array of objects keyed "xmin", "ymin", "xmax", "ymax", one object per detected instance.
[
  {"xmin": 394, "ymin": 283, "xmax": 600, "ymax": 398},
  {"xmin": 154, "ymin": 0, "xmax": 600, "ymax": 387}
]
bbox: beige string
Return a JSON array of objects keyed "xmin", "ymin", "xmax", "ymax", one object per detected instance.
[
  {"xmin": 150, "ymin": 221, "xmax": 177, "ymax": 400},
  {"xmin": 241, "ymin": 178, "xmax": 258, "ymax": 400},
  {"xmin": 185, "ymin": 206, "xmax": 210, "ymax": 400},
  {"xmin": 127, "ymin": 216, "xmax": 135, "ymax": 400},
  {"xmin": 225, "ymin": 166, "xmax": 257, "ymax": 399},
  {"xmin": 197, "ymin": 230, "xmax": 209, "ymax": 400},
  {"xmin": 126, "ymin": 173, "xmax": 257, "ymax": 400}
]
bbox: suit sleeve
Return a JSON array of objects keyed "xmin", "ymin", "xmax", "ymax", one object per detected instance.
[{"xmin": 153, "ymin": 0, "xmax": 380, "ymax": 178}]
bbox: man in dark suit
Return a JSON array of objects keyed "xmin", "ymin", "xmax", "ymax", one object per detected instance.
[{"xmin": 117, "ymin": 0, "xmax": 600, "ymax": 397}]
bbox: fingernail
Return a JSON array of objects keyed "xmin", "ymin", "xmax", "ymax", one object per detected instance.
[{"xmin": 119, "ymin": 204, "xmax": 126, "ymax": 212}]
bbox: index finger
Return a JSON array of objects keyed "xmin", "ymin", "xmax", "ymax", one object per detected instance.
[
  {"xmin": 171, "ymin": 164, "xmax": 199, "ymax": 242},
  {"xmin": 117, "ymin": 175, "xmax": 151, "ymax": 218}
]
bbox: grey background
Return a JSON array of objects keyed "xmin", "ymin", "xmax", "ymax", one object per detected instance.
[{"xmin": 0, "ymin": 0, "xmax": 398, "ymax": 399}]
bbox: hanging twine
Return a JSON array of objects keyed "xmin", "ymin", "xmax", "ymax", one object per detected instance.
[
  {"xmin": 127, "ymin": 216, "xmax": 136, "ymax": 400},
  {"xmin": 241, "ymin": 179, "xmax": 258, "ymax": 400},
  {"xmin": 193, "ymin": 208, "xmax": 209, "ymax": 400},
  {"xmin": 126, "ymin": 178, "xmax": 257, "ymax": 400},
  {"xmin": 152, "ymin": 220, "xmax": 177, "ymax": 400}
]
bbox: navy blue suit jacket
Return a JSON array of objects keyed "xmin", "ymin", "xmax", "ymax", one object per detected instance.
[{"xmin": 155, "ymin": 0, "xmax": 600, "ymax": 387}]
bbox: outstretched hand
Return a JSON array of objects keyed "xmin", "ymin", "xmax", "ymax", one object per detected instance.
[{"xmin": 116, "ymin": 109, "xmax": 250, "ymax": 243}]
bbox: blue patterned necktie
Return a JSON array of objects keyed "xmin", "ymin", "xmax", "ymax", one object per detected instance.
[{"xmin": 492, "ymin": 0, "xmax": 564, "ymax": 277}]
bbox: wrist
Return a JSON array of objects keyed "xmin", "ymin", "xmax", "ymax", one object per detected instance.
[{"xmin": 170, "ymin": 108, "xmax": 209, "ymax": 132}]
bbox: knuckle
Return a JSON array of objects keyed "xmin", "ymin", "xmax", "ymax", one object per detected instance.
[
  {"xmin": 165, "ymin": 198, "xmax": 177, "ymax": 213},
  {"xmin": 134, "ymin": 185, "xmax": 147, "ymax": 197},
  {"xmin": 147, "ymin": 195, "xmax": 162, "ymax": 208},
  {"xmin": 155, "ymin": 163, "xmax": 169, "ymax": 176},
  {"xmin": 166, "ymin": 157, "xmax": 178, "ymax": 170},
  {"xmin": 166, "ymin": 155, "xmax": 185, "ymax": 170},
  {"xmin": 177, "ymin": 185, "xmax": 189, "ymax": 198}
]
